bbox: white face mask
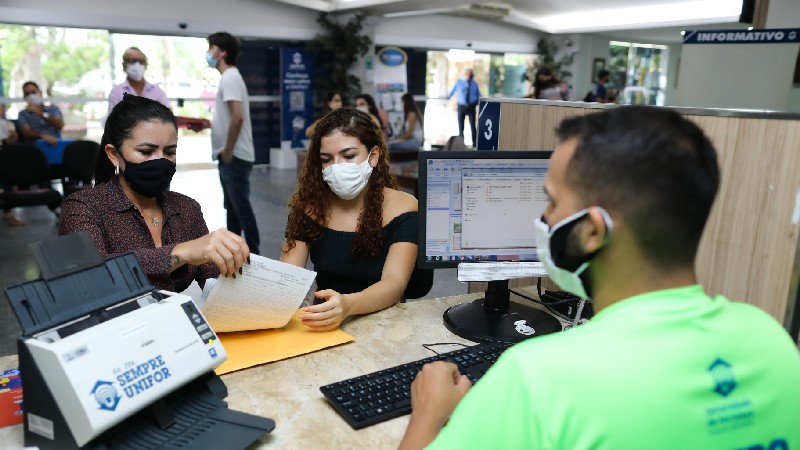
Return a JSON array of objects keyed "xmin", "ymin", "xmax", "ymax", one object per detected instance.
[
  {"xmin": 534, "ymin": 208, "xmax": 613, "ymax": 299},
  {"xmin": 322, "ymin": 159, "xmax": 374, "ymax": 200},
  {"xmin": 356, "ymin": 105, "xmax": 369, "ymax": 113},
  {"xmin": 125, "ymin": 62, "xmax": 146, "ymax": 81},
  {"xmin": 25, "ymin": 94, "xmax": 43, "ymax": 106}
]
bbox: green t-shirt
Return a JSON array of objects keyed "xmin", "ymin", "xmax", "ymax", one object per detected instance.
[{"xmin": 428, "ymin": 285, "xmax": 800, "ymax": 449}]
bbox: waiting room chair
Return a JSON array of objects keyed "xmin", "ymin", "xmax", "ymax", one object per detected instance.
[
  {"xmin": 403, "ymin": 266, "xmax": 434, "ymax": 300},
  {"xmin": 0, "ymin": 144, "xmax": 63, "ymax": 216},
  {"xmin": 60, "ymin": 140, "xmax": 100, "ymax": 198}
]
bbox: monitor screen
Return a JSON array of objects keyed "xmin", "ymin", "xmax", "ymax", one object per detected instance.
[{"xmin": 418, "ymin": 150, "xmax": 553, "ymax": 269}]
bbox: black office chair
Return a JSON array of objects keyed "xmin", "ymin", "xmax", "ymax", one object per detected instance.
[
  {"xmin": 60, "ymin": 140, "xmax": 100, "ymax": 198},
  {"xmin": 403, "ymin": 266, "xmax": 434, "ymax": 300},
  {"xmin": 0, "ymin": 144, "xmax": 63, "ymax": 215},
  {"xmin": 444, "ymin": 135, "xmax": 468, "ymax": 151}
]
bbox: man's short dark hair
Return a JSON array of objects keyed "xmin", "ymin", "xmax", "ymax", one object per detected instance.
[
  {"xmin": 556, "ymin": 106, "xmax": 720, "ymax": 268},
  {"xmin": 207, "ymin": 32, "xmax": 239, "ymax": 65},
  {"xmin": 22, "ymin": 81, "xmax": 40, "ymax": 92},
  {"xmin": 598, "ymin": 69, "xmax": 610, "ymax": 80}
]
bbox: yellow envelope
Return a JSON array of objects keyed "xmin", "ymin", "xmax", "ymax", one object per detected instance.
[{"xmin": 214, "ymin": 309, "xmax": 354, "ymax": 375}]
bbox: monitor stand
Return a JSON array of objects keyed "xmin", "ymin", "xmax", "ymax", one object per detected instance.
[{"xmin": 443, "ymin": 280, "xmax": 563, "ymax": 344}]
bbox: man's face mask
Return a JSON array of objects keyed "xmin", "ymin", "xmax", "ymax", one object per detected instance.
[
  {"xmin": 25, "ymin": 93, "xmax": 43, "ymax": 106},
  {"xmin": 125, "ymin": 62, "xmax": 146, "ymax": 82},
  {"xmin": 534, "ymin": 208, "xmax": 613, "ymax": 299}
]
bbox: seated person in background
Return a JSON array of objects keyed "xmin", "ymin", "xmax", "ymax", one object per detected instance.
[
  {"xmin": 530, "ymin": 67, "xmax": 569, "ymax": 101},
  {"xmin": 399, "ymin": 106, "xmax": 800, "ymax": 449},
  {"xmin": 282, "ymin": 107, "xmax": 418, "ymax": 331},
  {"xmin": 1, "ymin": 118, "xmax": 23, "ymax": 226},
  {"xmin": 17, "ymin": 81, "xmax": 63, "ymax": 145},
  {"xmin": 59, "ymin": 94, "xmax": 249, "ymax": 292},
  {"xmin": 389, "ymin": 93, "xmax": 423, "ymax": 151},
  {"xmin": 589, "ymin": 69, "xmax": 610, "ymax": 103},
  {"xmin": 108, "ymin": 47, "xmax": 170, "ymax": 112},
  {"xmin": 305, "ymin": 92, "xmax": 342, "ymax": 138},
  {"xmin": 355, "ymin": 93, "xmax": 388, "ymax": 138}
]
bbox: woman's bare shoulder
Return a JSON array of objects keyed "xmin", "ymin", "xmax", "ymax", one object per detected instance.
[{"xmin": 382, "ymin": 188, "xmax": 418, "ymax": 223}]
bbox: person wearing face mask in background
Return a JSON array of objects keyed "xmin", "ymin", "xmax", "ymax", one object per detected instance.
[
  {"xmin": 206, "ymin": 31, "xmax": 261, "ymax": 255},
  {"xmin": 355, "ymin": 93, "xmax": 388, "ymax": 138},
  {"xmin": 399, "ymin": 106, "xmax": 800, "ymax": 450},
  {"xmin": 447, "ymin": 68, "xmax": 481, "ymax": 145},
  {"xmin": 305, "ymin": 92, "xmax": 343, "ymax": 138},
  {"xmin": 281, "ymin": 107, "xmax": 419, "ymax": 331},
  {"xmin": 108, "ymin": 47, "xmax": 170, "ymax": 112},
  {"xmin": 17, "ymin": 81, "xmax": 64, "ymax": 145},
  {"xmin": 59, "ymin": 94, "xmax": 249, "ymax": 292}
]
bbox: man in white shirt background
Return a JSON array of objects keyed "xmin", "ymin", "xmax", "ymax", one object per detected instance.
[{"xmin": 205, "ymin": 31, "xmax": 260, "ymax": 255}]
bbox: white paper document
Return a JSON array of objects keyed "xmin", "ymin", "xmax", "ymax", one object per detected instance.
[
  {"xmin": 457, "ymin": 262, "xmax": 547, "ymax": 282},
  {"xmin": 199, "ymin": 254, "xmax": 316, "ymax": 332}
]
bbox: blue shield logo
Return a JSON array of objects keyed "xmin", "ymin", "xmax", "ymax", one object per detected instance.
[
  {"xmin": 708, "ymin": 358, "xmax": 736, "ymax": 397},
  {"xmin": 91, "ymin": 380, "xmax": 121, "ymax": 411}
]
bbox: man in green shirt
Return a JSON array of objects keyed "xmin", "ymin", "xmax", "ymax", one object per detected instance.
[{"xmin": 399, "ymin": 106, "xmax": 800, "ymax": 450}]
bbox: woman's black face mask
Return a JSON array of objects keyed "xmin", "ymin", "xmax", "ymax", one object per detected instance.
[{"xmin": 120, "ymin": 156, "xmax": 176, "ymax": 198}]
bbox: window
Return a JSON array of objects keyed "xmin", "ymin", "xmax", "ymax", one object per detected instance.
[{"xmin": 609, "ymin": 41, "xmax": 669, "ymax": 106}]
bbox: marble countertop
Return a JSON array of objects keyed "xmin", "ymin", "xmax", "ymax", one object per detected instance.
[
  {"xmin": 0, "ymin": 290, "xmax": 563, "ymax": 449},
  {"xmin": 0, "ymin": 294, "xmax": 479, "ymax": 449}
]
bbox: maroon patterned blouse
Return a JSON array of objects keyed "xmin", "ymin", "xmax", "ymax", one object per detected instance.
[{"xmin": 59, "ymin": 177, "xmax": 218, "ymax": 292}]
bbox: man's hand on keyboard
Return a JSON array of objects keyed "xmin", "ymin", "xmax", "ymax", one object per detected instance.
[
  {"xmin": 413, "ymin": 362, "xmax": 471, "ymax": 425},
  {"xmin": 400, "ymin": 362, "xmax": 471, "ymax": 449}
]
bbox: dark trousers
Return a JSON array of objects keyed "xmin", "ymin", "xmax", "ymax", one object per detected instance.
[
  {"xmin": 218, "ymin": 156, "xmax": 260, "ymax": 254},
  {"xmin": 457, "ymin": 103, "xmax": 478, "ymax": 143}
]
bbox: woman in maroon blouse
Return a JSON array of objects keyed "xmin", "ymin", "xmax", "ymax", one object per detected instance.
[{"xmin": 59, "ymin": 94, "xmax": 249, "ymax": 292}]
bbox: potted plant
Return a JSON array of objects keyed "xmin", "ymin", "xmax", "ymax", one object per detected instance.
[{"xmin": 306, "ymin": 12, "xmax": 373, "ymax": 106}]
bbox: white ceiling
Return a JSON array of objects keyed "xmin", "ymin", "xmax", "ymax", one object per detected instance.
[{"xmin": 270, "ymin": 0, "xmax": 745, "ymax": 35}]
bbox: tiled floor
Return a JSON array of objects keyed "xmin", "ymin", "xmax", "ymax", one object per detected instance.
[{"xmin": 0, "ymin": 165, "xmax": 465, "ymax": 356}]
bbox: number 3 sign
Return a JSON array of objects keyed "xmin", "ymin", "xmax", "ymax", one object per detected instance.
[{"xmin": 477, "ymin": 101, "xmax": 500, "ymax": 151}]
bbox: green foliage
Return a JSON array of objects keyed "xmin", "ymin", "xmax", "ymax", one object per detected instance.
[
  {"xmin": 0, "ymin": 25, "xmax": 109, "ymax": 97},
  {"xmin": 306, "ymin": 12, "xmax": 372, "ymax": 107},
  {"xmin": 523, "ymin": 37, "xmax": 575, "ymax": 93}
]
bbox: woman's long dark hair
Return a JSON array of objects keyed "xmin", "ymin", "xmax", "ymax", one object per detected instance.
[
  {"xmin": 355, "ymin": 93, "xmax": 381, "ymax": 123},
  {"xmin": 532, "ymin": 67, "xmax": 561, "ymax": 100},
  {"xmin": 400, "ymin": 93, "xmax": 422, "ymax": 127},
  {"xmin": 95, "ymin": 94, "xmax": 177, "ymax": 183},
  {"xmin": 285, "ymin": 107, "xmax": 397, "ymax": 257}
]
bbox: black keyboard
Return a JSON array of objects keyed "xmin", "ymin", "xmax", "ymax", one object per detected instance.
[{"xmin": 320, "ymin": 342, "xmax": 511, "ymax": 429}]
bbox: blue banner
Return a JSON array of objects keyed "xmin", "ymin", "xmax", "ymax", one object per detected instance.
[
  {"xmin": 280, "ymin": 47, "xmax": 314, "ymax": 148},
  {"xmin": 683, "ymin": 28, "xmax": 800, "ymax": 44},
  {"xmin": 477, "ymin": 101, "xmax": 500, "ymax": 151}
]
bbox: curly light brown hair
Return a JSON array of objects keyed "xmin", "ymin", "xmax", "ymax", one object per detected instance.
[{"xmin": 285, "ymin": 107, "xmax": 398, "ymax": 257}]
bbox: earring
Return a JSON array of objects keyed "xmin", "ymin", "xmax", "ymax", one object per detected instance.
[{"xmin": 114, "ymin": 165, "xmax": 119, "ymax": 175}]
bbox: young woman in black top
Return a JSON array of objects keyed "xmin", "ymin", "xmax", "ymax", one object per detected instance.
[{"xmin": 282, "ymin": 107, "xmax": 418, "ymax": 331}]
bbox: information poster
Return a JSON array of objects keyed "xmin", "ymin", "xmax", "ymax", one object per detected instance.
[
  {"xmin": 280, "ymin": 47, "xmax": 314, "ymax": 148},
  {"xmin": 375, "ymin": 46, "xmax": 408, "ymax": 138}
]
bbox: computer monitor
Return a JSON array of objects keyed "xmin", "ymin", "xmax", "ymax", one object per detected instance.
[{"xmin": 418, "ymin": 150, "xmax": 562, "ymax": 344}]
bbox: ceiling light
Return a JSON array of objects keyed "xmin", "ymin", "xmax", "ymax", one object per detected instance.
[
  {"xmin": 447, "ymin": 49, "xmax": 476, "ymax": 62},
  {"xmin": 507, "ymin": 0, "xmax": 742, "ymax": 34}
]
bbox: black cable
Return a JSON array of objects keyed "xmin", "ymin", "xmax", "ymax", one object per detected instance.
[
  {"xmin": 422, "ymin": 343, "xmax": 470, "ymax": 355},
  {"xmin": 510, "ymin": 287, "xmax": 584, "ymax": 323},
  {"xmin": 510, "ymin": 288, "xmax": 583, "ymax": 306}
]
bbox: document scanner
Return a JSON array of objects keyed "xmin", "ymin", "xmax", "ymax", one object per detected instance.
[{"xmin": 5, "ymin": 232, "xmax": 275, "ymax": 449}]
